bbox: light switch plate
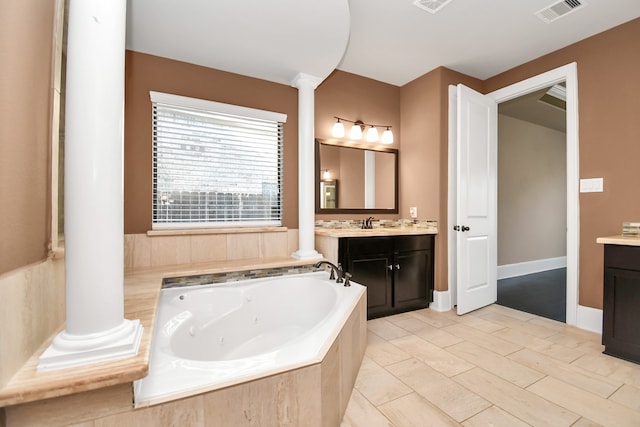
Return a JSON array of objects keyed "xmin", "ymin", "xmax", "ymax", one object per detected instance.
[{"xmin": 580, "ymin": 177, "xmax": 604, "ymax": 193}]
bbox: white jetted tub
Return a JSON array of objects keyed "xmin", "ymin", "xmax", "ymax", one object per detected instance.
[{"xmin": 134, "ymin": 271, "xmax": 365, "ymax": 406}]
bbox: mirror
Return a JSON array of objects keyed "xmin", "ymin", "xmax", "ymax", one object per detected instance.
[{"xmin": 315, "ymin": 139, "xmax": 398, "ymax": 214}]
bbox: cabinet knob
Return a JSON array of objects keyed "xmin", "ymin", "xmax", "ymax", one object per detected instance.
[
  {"xmin": 395, "ymin": 264, "xmax": 401, "ymax": 270},
  {"xmin": 388, "ymin": 265, "xmax": 393, "ymax": 270}
]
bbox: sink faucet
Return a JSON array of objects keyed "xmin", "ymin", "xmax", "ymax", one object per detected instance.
[
  {"xmin": 362, "ymin": 216, "xmax": 375, "ymax": 229},
  {"xmin": 314, "ymin": 261, "xmax": 351, "ymax": 286}
]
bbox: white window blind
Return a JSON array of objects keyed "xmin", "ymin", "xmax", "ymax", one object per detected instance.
[{"xmin": 150, "ymin": 92, "xmax": 286, "ymax": 229}]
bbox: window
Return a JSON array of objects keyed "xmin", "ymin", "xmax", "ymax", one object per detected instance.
[{"xmin": 150, "ymin": 92, "xmax": 286, "ymax": 229}]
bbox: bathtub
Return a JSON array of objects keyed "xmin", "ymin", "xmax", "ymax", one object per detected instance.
[{"xmin": 134, "ymin": 271, "xmax": 366, "ymax": 406}]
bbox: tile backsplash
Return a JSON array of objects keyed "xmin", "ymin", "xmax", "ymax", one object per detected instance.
[
  {"xmin": 162, "ymin": 264, "xmax": 319, "ymax": 288},
  {"xmin": 315, "ymin": 219, "xmax": 437, "ymax": 230}
]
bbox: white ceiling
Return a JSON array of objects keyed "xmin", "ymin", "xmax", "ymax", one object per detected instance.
[{"xmin": 126, "ymin": 0, "xmax": 640, "ymax": 87}]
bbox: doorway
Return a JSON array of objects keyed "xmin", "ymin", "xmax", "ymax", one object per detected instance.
[
  {"xmin": 448, "ymin": 63, "xmax": 579, "ymax": 326},
  {"xmin": 496, "ymin": 85, "xmax": 567, "ymax": 322}
]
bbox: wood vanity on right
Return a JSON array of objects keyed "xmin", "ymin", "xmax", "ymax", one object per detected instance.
[{"xmin": 597, "ymin": 235, "xmax": 640, "ymax": 364}]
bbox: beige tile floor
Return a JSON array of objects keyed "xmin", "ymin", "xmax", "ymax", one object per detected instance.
[{"xmin": 341, "ymin": 304, "xmax": 640, "ymax": 427}]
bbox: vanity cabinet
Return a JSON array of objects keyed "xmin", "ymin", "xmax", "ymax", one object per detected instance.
[
  {"xmin": 602, "ymin": 244, "xmax": 640, "ymax": 364},
  {"xmin": 339, "ymin": 234, "xmax": 434, "ymax": 319}
]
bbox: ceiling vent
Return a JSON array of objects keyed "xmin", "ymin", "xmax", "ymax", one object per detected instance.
[
  {"xmin": 535, "ymin": 0, "xmax": 586, "ymax": 23},
  {"xmin": 413, "ymin": 0, "xmax": 454, "ymax": 14}
]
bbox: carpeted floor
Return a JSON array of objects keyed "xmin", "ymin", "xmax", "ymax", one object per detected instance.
[{"xmin": 497, "ymin": 268, "xmax": 566, "ymax": 322}]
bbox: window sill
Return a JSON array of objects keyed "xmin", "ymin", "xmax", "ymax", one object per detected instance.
[{"xmin": 146, "ymin": 226, "xmax": 288, "ymax": 237}]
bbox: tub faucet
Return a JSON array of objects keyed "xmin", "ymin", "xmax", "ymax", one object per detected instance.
[{"xmin": 314, "ymin": 261, "xmax": 350, "ymax": 285}]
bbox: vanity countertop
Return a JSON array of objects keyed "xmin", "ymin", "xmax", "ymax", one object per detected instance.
[
  {"xmin": 0, "ymin": 256, "xmax": 318, "ymax": 407},
  {"xmin": 597, "ymin": 235, "xmax": 640, "ymax": 246},
  {"xmin": 315, "ymin": 227, "xmax": 437, "ymax": 238}
]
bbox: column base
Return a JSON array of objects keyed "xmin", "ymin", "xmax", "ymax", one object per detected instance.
[
  {"xmin": 38, "ymin": 318, "xmax": 143, "ymax": 371},
  {"xmin": 291, "ymin": 249, "xmax": 323, "ymax": 260}
]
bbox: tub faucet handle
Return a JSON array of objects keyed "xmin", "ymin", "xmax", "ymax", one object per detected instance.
[
  {"xmin": 336, "ymin": 263, "xmax": 344, "ymax": 283},
  {"xmin": 343, "ymin": 272, "xmax": 352, "ymax": 287}
]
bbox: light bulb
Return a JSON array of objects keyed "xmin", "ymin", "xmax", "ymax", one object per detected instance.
[
  {"xmin": 366, "ymin": 126, "xmax": 379, "ymax": 142},
  {"xmin": 381, "ymin": 127, "xmax": 394, "ymax": 144},
  {"xmin": 350, "ymin": 123, "xmax": 363, "ymax": 140},
  {"xmin": 331, "ymin": 119, "xmax": 345, "ymax": 138},
  {"xmin": 323, "ymin": 169, "xmax": 330, "ymax": 179}
]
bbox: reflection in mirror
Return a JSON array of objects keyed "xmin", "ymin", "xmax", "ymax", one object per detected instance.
[
  {"xmin": 320, "ymin": 180, "xmax": 338, "ymax": 208},
  {"xmin": 316, "ymin": 139, "xmax": 398, "ymax": 214}
]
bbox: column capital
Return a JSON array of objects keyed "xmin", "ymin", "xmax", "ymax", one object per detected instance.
[{"xmin": 290, "ymin": 72, "xmax": 324, "ymax": 90}]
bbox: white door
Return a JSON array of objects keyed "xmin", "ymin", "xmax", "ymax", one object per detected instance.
[{"xmin": 454, "ymin": 84, "xmax": 497, "ymax": 315}]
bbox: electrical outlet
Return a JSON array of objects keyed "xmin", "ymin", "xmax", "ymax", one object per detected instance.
[
  {"xmin": 580, "ymin": 177, "xmax": 604, "ymax": 193},
  {"xmin": 409, "ymin": 207, "xmax": 418, "ymax": 218}
]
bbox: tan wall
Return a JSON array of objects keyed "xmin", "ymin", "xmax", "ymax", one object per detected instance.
[
  {"xmin": 400, "ymin": 67, "xmax": 482, "ymax": 292},
  {"xmin": 124, "ymin": 61, "xmax": 402, "ymax": 231},
  {"xmin": 315, "ymin": 70, "xmax": 401, "ymax": 221},
  {"xmin": 124, "ymin": 51, "xmax": 300, "ymax": 233},
  {"xmin": 498, "ymin": 115, "xmax": 567, "ymax": 266},
  {"xmin": 484, "ymin": 17, "xmax": 640, "ymax": 308},
  {"xmin": 0, "ymin": 1, "xmax": 67, "ymax": 390},
  {"xmin": 0, "ymin": 0, "xmax": 55, "ymax": 275}
]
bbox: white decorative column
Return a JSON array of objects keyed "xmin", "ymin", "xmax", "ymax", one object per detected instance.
[
  {"xmin": 291, "ymin": 73, "xmax": 323, "ymax": 260},
  {"xmin": 39, "ymin": 0, "xmax": 142, "ymax": 370}
]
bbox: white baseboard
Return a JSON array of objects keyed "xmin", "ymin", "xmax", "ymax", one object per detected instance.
[
  {"xmin": 498, "ymin": 256, "xmax": 567, "ymax": 280},
  {"xmin": 430, "ymin": 290, "xmax": 452, "ymax": 312},
  {"xmin": 576, "ymin": 305, "xmax": 602, "ymax": 334},
  {"xmin": 430, "ymin": 290, "xmax": 601, "ymax": 334}
]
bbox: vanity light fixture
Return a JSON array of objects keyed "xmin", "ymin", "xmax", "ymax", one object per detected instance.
[
  {"xmin": 323, "ymin": 169, "xmax": 331, "ymax": 179},
  {"xmin": 366, "ymin": 126, "xmax": 379, "ymax": 142},
  {"xmin": 349, "ymin": 120, "xmax": 364, "ymax": 140},
  {"xmin": 331, "ymin": 118, "xmax": 345, "ymax": 138},
  {"xmin": 331, "ymin": 116, "xmax": 394, "ymax": 144},
  {"xmin": 381, "ymin": 127, "xmax": 394, "ymax": 144}
]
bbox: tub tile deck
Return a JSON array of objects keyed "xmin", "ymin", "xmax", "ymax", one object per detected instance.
[{"xmin": 0, "ymin": 256, "xmax": 318, "ymax": 407}]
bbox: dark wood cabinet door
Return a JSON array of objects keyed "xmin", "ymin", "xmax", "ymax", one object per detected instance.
[
  {"xmin": 393, "ymin": 249, "xmax": 433, "ymax": 310},
  {"xmin": 348, "ymin": 255, "xmax": 392, "ymax": 319},
  {"xmin": 603, "ymin": 266, "xmax": 640, "ymax": 363}
]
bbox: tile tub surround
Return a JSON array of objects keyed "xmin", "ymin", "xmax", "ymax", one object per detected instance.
[
  {"xmin": 2, "ymin": 288, "xmax": 367, "ymax": 427},
  {"xmin": 124, "ymin": 228, "xmax": 300, "ymax": 271},
  {"xmin": 0, "ymin": 257, "xmax": 66, "ymax": 388}
]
